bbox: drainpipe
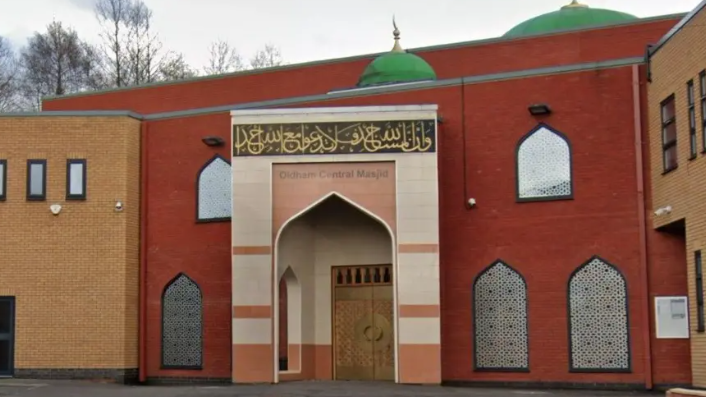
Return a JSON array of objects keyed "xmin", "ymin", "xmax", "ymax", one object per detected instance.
[
  {"xmin": 632, "ymin": 64, "xmax": 653, "ymax": 390},
  {"xmin": 138, "ymin": 120, "xmax": 149, "ymax": 383}
]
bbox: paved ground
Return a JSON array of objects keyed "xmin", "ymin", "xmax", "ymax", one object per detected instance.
[{"xmin": 0, "ymin": 379, "xmax": 664, "ymax": 397}]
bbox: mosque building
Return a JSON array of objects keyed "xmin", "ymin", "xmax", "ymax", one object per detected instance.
[{"xmin": 1, "ymin": 0, "xmax": 706, "ymax": 391}]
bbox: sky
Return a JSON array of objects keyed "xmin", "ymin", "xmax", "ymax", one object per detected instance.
[{"xmin": 0, "ymin": 0, "xmax": 702, "ymax": 71}]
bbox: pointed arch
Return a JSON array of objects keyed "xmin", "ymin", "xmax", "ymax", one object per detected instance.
[
  {"xmin": 515, "ymin": 123, "xmax": 573, "ymax": 202},
  {"xmin": 472, "ymin": 259, "xmax": 529, "ymax": 371},
  {"xmin": 274, "ymin": 191, "xmax": 395, "ymax": 242},
  {"xmin": 567, "ymin": 256, "xmax": 630, "ymax": 372},
  {"xmin": 278, "ymin": 266, "xmax": 302, "ymax": 373},
  {"xmin": 195, "ymin": 154, "xmax": 232, "ymax": 222},
  {"xmin": 272, "ymin": 190, "xmax": 398, "ymax": 382},
  {"xmin": 161, "ymin": 273, "xmax": 203, "ymax": 369}
]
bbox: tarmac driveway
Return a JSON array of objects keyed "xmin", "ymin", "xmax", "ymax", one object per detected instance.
[{"xmin": 0, "ymin": 379, "xmax": 663, "ymax": 397}]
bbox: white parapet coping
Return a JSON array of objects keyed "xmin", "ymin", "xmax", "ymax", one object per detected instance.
[{"xmin": 230, "ymin": 104, "xmax": 438, "ymax": 117}]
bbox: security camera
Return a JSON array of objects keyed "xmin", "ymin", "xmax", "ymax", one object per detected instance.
[
  {"xmin": 115, "ymin": 200, "xmax": 124, "ymax": 212},
  {"xmin": 467, "ymin": 198, "xmax": 477, "ymax": 208}
]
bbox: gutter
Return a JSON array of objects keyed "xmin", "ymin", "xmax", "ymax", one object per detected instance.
[
  {"xmin": 138, "ymin": 121, "xmax": 149, "ymax": 383},
  {"xmin": 632, "ymin": 64, "xmax": 653, "ymax": 390}
]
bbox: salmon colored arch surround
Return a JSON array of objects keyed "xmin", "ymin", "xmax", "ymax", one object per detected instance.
[{"xmin": 271, "ymin": 191, "xmax": 399, "ymax": 383}]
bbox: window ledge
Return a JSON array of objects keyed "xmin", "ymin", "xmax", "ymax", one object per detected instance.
[
  {"xmin": 196, "ymin": 217, "xmax": 232, "ymax": 224},
  {"xmin": 516, "ymin": 195, "xmax": 574, "ymax": 203},
  {"xmin": 662, "ymin": 166, "xmax": 679, "ymax": 175},
  {"xmin": 474, "ymin": 368, "xmax": 531, "ymax": 373}
]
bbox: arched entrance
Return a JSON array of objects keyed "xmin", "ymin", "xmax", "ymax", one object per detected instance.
[{"xmin": 274, "ymin": 193, "xmax": 396, "ymax": 382}]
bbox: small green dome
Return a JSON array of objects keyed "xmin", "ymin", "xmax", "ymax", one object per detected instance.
[
  {"xmin": 357, "ymin": 22, "xmax": 436, "ymax": 87},
  {"xmin": 504, "ymin": 0, "xmax": 638, "ymax": 38}
]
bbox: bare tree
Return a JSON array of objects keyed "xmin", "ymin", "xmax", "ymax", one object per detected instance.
[
  {"xmin": 203, "ymin": 39, "xmax": 245, "ymax": 75},
  {"xmin": 124, "ymin": 0, "xmax": 167, "ymax": 84},
  {"xmin": 0, "ymin": 36, "xmax": 20, "ymax": 111},
  {"xmin": 95, "ymin": 0, "xmax": 132, "ymax": 87},
  {"xmin": 96, "ymin": 0, "xmax": 193, "ymax": 86},
  {"xmin": 80, "ymin": 41, "xmax": 109, "ymax": 90},
  {"xmin": 249, "ymin": 44, "xmax": 284, "ymax": 69},
  {"xmin": 159, "ymin": 52, "xmax": 198, "ymax": 81},
  {"xmin": 18, "ymin": 20, "xmax": 104, "ymax": 109}
]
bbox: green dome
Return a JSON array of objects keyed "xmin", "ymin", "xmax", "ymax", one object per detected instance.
[
  {"xmin": 504, "ymin": 0, "xmax": 638, "ymax": 38},
  {"xmin": 357, "ymin": 24, "xmax": 436, "ymax": 87}
]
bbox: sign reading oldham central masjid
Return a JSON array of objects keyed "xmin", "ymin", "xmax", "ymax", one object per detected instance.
[{"xmin": 232, "ymin": 119, "xmax": 436, "ymax": 156}]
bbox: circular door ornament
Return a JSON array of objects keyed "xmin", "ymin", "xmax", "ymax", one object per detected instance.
[{"xmin": 354, "ymin": 312, "xmax": 392, "ymax": 352}]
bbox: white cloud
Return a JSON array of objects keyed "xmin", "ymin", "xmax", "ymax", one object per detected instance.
[{"xmin": 0, "ymin": 0, "xmax": 701, "ymax": 70}]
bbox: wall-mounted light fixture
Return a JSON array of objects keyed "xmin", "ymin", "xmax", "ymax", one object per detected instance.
[
  {"xmin": 202, "ymin": 136, "xmax": 225, "ymax": 147},
  {"xmin": 528, "ymin": 103, "xmax": 552, "ymax": 116},
  {"xmin": 50, "ymin": 204, "xmax": 62, "ymax": 216},
  {"xmin": 654, "ymin": 205, "xmax": 673, "ymax": 216}
]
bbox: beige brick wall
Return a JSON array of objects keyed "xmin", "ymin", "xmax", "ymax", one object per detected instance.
[
  {"xmin": 0, "ymin": 116, "xmax": 141, "ymax": 370},
  {"xmin": 648, "ymin": 5, "xmax": 706, "ymax": 387}
]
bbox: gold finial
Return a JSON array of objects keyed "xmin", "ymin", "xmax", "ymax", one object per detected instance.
[
  {"xmin": 562, "ymin": 0, "xmax": 589, "ymax": 8},
  {"xmin": 391, "ymin": 15, "xmax": 404, "ymax": 53}
]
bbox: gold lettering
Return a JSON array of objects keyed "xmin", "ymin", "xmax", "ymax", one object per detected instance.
[
  {"xmin": 232, "ymin": 119, "xmax": 435, "ymax": 156},
  {"xmin": 281, "ymin": 125, "xmax": 302, "ymax": 154}
]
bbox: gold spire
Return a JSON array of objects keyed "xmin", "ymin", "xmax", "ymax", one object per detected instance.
[
  {"xmin": 562, "ymin": 0, "xmax": 589, "ymax": 9},
  {"xmin": 391, "ymin": 16, "xmax": 404, "ymax": 53}
]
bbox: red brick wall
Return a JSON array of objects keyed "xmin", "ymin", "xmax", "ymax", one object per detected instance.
[
  {"xmin": 436, "ymin": 66, "xmax": 649, "ymax": 385},
  {"xmin": 144, "ymin": 113, "xmax": 232, "ymax": 380},
  {"xmin": 42, "ymin": 18, "xmax": 679, "ymax": 115},
  {"xmin": 141, "ymin": 63, "xmax": 689, "ymax": 385},
  {"xmin": 276, "ymin": 66, "xmax": 688, "ymax": 385},
  {"xmin": 646, "ymin": 228, "xmax": 690, "ymax": 386}
]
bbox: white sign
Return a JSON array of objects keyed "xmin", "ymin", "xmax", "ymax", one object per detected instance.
[{"xmin": 655, "ymin": 296, "xmax": 689, "ymax": 339}]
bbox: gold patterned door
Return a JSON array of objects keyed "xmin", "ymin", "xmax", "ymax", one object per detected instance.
[{"xmin": 333, "ymin": 265, "xmax": 395, "ymax": 381}]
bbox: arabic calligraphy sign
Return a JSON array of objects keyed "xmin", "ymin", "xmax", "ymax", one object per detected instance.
[{"xmin": 232, "ymin": 119, "xmax": 436, "ymax": 156}]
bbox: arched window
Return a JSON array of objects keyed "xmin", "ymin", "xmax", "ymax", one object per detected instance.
[
  {"xmin": 516, "ymin": 123, "xmax": 573, "ymax": 202},
  {"xmin": 161, "ymin": 273, "xmax": 203, "ymax": 369},
  {"xmin": 196, "ymin": 154, "xmax": 231, "ymax": 222},
  {"xmin": 568, "ymin": 256, "xmax": 630, "ymax": 372},
  {"xmin": 473, "ymin": 260, "xmax": 529, "ymax": 371}
]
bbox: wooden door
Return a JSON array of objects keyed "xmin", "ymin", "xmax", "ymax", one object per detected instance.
[{"xmin": 333, "ymin": 265, "xmax": 394, "ymax": 381}]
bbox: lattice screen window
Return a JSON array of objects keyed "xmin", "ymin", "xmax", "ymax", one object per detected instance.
[
  {"xmin": 162, "ymin": 273, "xmax": 203, "ymax": 369},
  {"xmin": 568, "ymin": 257, "xmax": 630, "ymax": 372},
  {"xmin": 516, "ymin": 125, "xmax": 572, "ymax": 201},
  {"xmin": 197, "ymin": 155, "xmax": 232, "ymax": 221},
  {"xmin": 473, "ymin": 261, "xmax": 529, "ymax": 370}
]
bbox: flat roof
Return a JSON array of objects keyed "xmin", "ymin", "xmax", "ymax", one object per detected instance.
[
  {"xmin": 0, "ymin": 110, "xmax": 142, "ymax": 120},
  {"xmin": 40, "ymin": 13, "xmax": 684, "ymax": 102},
  {"xmin": 3, "ymin": 56, "xmax": 643, "ymax": 122}
]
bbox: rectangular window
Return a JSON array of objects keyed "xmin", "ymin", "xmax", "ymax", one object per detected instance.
[
  {"xmin": 66, "ymin": 159, "xmax": 86, "ymax": 200},
  {"xmin": 700, "ymin": 71, "xmax": 706, "ymax": 153},
  {"xmin": 697, "ymin": 250, "xmax": 705, "ymax": 333},
  {"xmin": 688, "ymin": 80, "xmax": 697, "ymax": 159},
  {"xmin": 661, "ymin": 95, "xmax": 678, "ymax": 172},
  {"xmin": 26, "ymin": 159, "xmax": 46, "ymax": 201},
  {"xmin": 0, "ymin": 160, "xmax": 6, "ymax": 201}
]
